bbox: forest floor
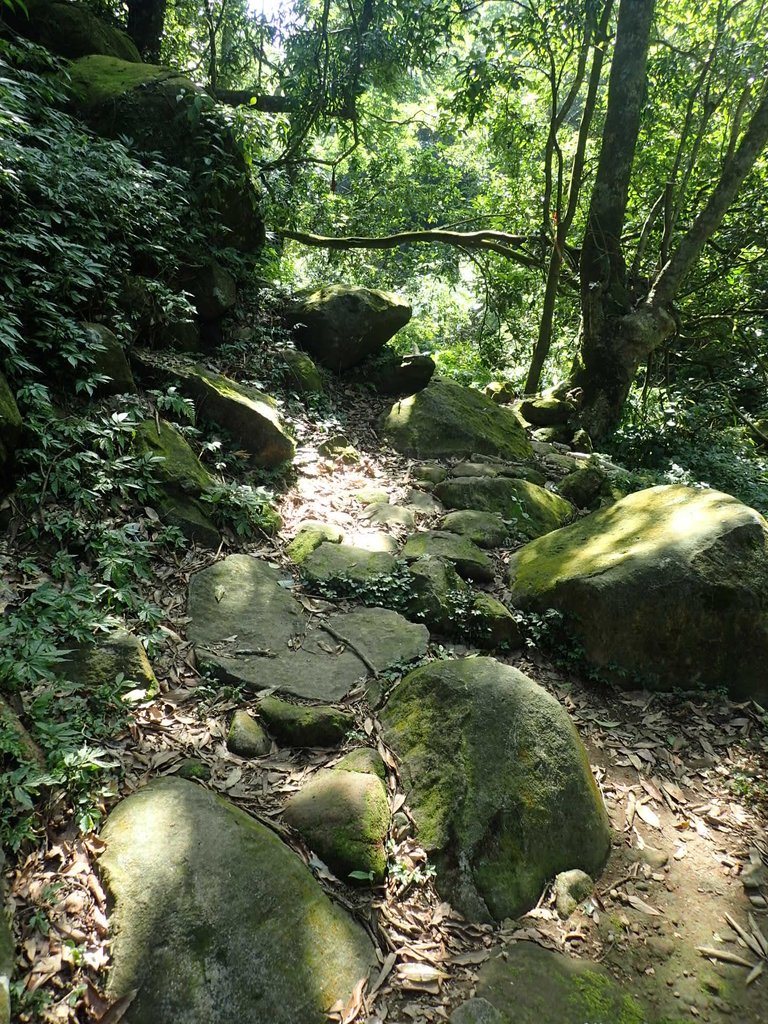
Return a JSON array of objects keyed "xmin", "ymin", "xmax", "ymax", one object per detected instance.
[{"xmin": 9, "ymin": 375, "xmax": 768, "ymax": 1024}]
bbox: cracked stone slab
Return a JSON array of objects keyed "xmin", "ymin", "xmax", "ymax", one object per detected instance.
[{"xmin": 188, "ymin": 555, "xmax": 427, "ymax": 701}]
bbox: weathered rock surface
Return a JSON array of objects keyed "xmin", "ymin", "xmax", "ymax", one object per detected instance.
[
  {"xmin": 405, "ymin": 488, "xmax": 444, "ymax": 514},
  {"xmin": 258, "ymin": 697, "xmax": 353, "ymax": 747},
  {"xmin": 470, "ymin": 594, "xmax": 523, "ymax": 650},
  {"xmin": 183, "ymin": 262, "xmax": 237, "ymax": 320},
  {"xmin": 440, "ymin": 510, "xmax": 509, "ymax": 549},
  {"xmin": 0, "ymin": 370, "xmax": 22, "ymax": 481},
  {"xmin": 64, "ymin": 57, "xmax": 264, "ymax": 249},
  {"xmin": 402, "ymin": 530, "xmax": 494, "ymax": 582},
  {"xmin": 461, "ymin": 942, "xmax": 647, "ymax": 1024},
  {"xmin": 59, "ymin": 630, "xmax": 157, "ymax": 696},
  {"xmin": 99, "ymin": 778, "xmax": 375, "ymax": 1024},
  {"xmin": 82, "ymin": 323, "xmax": 136, "ymax": 395},
  {"xmin": 281, "ymin": 349, "xmax": 324, "ymax": 395},
  {"xmin": 361, "ymin": 502, "xmax": 416, "ymax": 530},
  {"xmin": 289, "ymin": 286, "xmax": 411, "ymax": 372},
  {"xmin": 227, "ymin": 710, "xmax": 271, "ymax": 757},
  {"xmin": 301, "ymin": 542, "xmax": 397, "ymax": 588},
  {"xmin": 557, "ymin": 464, "xmax": 610, "ymax": 508},
  {"xmin": 188, "ymin": 556, "xmax": 427, "ymax": 700},
  {"xmin": 135, "ymin": 417, "xmax": 220, "ymax": 547},
  {"xmin": 180, "ymin": 367, "xmax": 294, "ymax": 467},
  {"xmin": 15, "ymin": 0, "xmax": 142, "ymax": 61},
  {"xmin": 508, "ymin": 484, "xmax": 768, "ymax": 700},
  {"xmin": 366, "ymin": 353, "xmax": 435, "ymax": 396},
  {"xmin": 286, "ymin": 522, "xmax": 344, "ymax": 564},
  {"xmin": 383, "ymin": 380, "xmax": 532, "ymax": 462},
  {"xmin": 381, "ymin": 658, "xmax": 611, "ymax": 921},
  {"xmin": 518, "ymin": 395, "xmax": 573, "ymax": 426},
  {"xmin": 434, "ymin": 477, "xmax": 573, "ymax": 539},
  {"xmin": 553, "ymin": 868, "xmax": 594, "ymax": 919},
  {"xmin": 404, "ymin": 556, "xmax": 469, "ymax": 633},
  {"xmin": 284, "ymin": 769, "xmax": 390, "ymax": 883}
]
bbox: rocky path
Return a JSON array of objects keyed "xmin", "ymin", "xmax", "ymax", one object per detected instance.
[{"xmin": 9, "ymin": 374, "xmax": 768, "ymax": 1024}]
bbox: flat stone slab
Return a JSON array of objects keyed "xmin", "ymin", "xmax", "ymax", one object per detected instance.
[
  {"xmin": 470, "ymin": 942, "xmax": 647, "ymax": 1024},
  {"xmin": 301, "ymin": 542, "xmax": 397, "ymax": 587},
  {"xmin": 440, "ymin": 510, "xmax": 509, "ymax": 548},
  {"xmin": 188, "ymin": 556, "xmax": 426, "ymax": 701},
  {"xmin": 99, "ymin": 777, "xmax": 375, "ymax": 1024},
  {"xmin": 402, "ymin": 530, "xmax": 494, "ymax": 582},
  {"xmin": 361, "ymin": 502, "xmax": 416, "ymax": 529}
]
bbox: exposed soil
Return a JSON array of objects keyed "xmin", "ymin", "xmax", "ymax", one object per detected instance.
[{"xmin": 8, "ymin": 375, "xmax": 768, "ymax": 1024}]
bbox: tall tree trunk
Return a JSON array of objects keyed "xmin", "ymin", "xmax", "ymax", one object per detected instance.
[
  {"xmin": 571, "ymin": 0, "xmax": 656, "ymax": 439},
  {"xmin": 126, "ymin": 0, "xmax": 167, "ymax": 62}
]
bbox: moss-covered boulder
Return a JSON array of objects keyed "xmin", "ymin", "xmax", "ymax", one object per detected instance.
[
  {"xmin": 383, "ymin": 380, "xmax": 533, "ymax": 461},
  {"xmin": 281, "ymin": 350, "xmax": 325, "ymax": 395},
  {"xmin": 334, "ymin": 748, "xmax": 386, "ymax": 779},
  {"xmin": 227, "ymin": 710, "xmax": 271, "ymax": 757},
  {"xmin": 440, "ymin": 510, "xmax": 509, "ymax": 549},
  {"xmin": 286, "ymin": 522, "xmax": 344, "ymax": 565},
  {"xmin": 99, "ymin": 778, "xmax": 376, "ymax": 1024},
  {"xmin": 380, "ymin": 658, "xmax": 611, "ymax": 921},
  {"xmin": 402, "ymin": 530, "xmax": 494, "ymax": 582},
  {"xmin": 82, "ymin": 323, "xmax": 136, "ymax": 395},
  {"xmin": 58, "ymin": 630, "xmax": 158, "ymax": 697},
  {"xmin": 63, "ymin": 57, "xmax": 264, "ymax": 250},
  {"xmin": 15, "ymin": 1, "xmax": 141, "ymax": 62},
  {"xmin": 0, "ymin": 371, "xmax": 22, "ymax": 481},
  {"xmin": 288, "ymin": 285, "xmax": 411, "ymax": 372},
  {"xmin": 435, "ymin": 477, "xmax": 573, "ymax": 539},
  {"xmin": 404, "ymin": 556, "xmax": 470, "ymax": 633},
  {"xmin": 365, "ymin": 353, "xmax": 435, "ymax": 396},
  {"xmin": 135, "ymin": 417, "xmax": 220, "ymax": 547},
  {"xmin": 557, "ymin": 464, "xmax": 611, "ymax": 508},
  {"xmin": 184, "ymin": 262, "xmax": 237, "ymax": 321},
  {"xmin": 518, "ymin": 395, "xmax": 573, "ymax": 426},
  {"xmin": 463, "ymin": 942, "xmax": 647, "ymax": 1024},
  {"xmin": 412, "ymin": 463, "xmax": 448, "ymax": 486},
  {"xmin": 284, "ymin": 769, "xmax": 390, "ymax": 883},
  {"xmin": 180, "ymin": 367, "xmax": 294, "ymax": 467},
  {"xmin": 301, "ymin": 543, "xmax": 397, "ymax": 588},
  {"xmin": 508, "ymin": 484, "xmax": 768, "ymax": 701},
  {"xmin": 470, "ymin": 594, "xmax": 523, "ymax": 650},
  {"xmin": 258, "ymin": 697, "xmax": 353, "ymax": 748}
]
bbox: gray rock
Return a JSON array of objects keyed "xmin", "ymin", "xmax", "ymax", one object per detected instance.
[
  {"xmin": 434, "ymin": 477, "xmax": 573, "ymax": 539},
  {"xmin": 508, "ymin": 484, "xmax": 768, "ymax": 701},
  {"xmin": 470, "ymin": 593, "xmax": 524, "ymax": 650},
  {"xmin": 449, "ymin": 462, "xmax": 499, "ymax": 478},
  {"xmin": 404, "ymin": 556, "xmax": 470, "ymax": 633},
  {"xmin": 441, "ymin": 510, "xmax": 509, "ymax": 549},
  {"xmin": 258, "ymin": 697, "xmax": 353, "ymax": 747},
  {"xmin": 519, "ymin": 395, "xmax": 573, "ymax": 426},
  {"xmin": 284, "ymin": 769, "xmax": 390, "ymax": 883},
  {"xmin": 474, "ymin": 942, "xmax": 647, "ymax": 1024},
  {"xmin": 58, "ymin": 629, "xmax": 157, "ymax": 696},
  {"xmin": 188, "ymin": 556, "xmax": 427, "ymax": 701},
  {"xmin": 450, "ymin": 998, "xmax": 505, "ymax": 1024},
  {"xmin": 334, "ymin": 748, "xmax": 386, "ymax": 779},
  {"xmin": 412, "ymin": 463, "xmax": 447, "ymax": 486},
  {"xmin": 361, "ymin": 503, "xmax": 416, "ymax": 529},
  {"xmin": 553, "ymin": 868, "xmax": 594, "ymax": 918},
  {"xmin": 367, "ymin": 353, "xmax": 435, "ymax": 396},
  {"xmin": 402, "ymin": 530, "xmax": 494, "ymax": 582},
  {"xmin": 289, "ymin": 285, "xmax": 411, "ymax": 372},
  {"xmin": 281, "ymin": 349, "xmax": 324, "ymax": 395},
  {"xmin": 301, "ymin": 543, "xmax": 397, "ymax": 588},
  {"xmin": 381, "ymin": 658, "xmax": 611, "ymax": 921},
  {"xmin": 227, "ymin": 710, "xmax": 271, "ymax": 757},
  {"xmin": 82, "ymin": 323, "xmax": 136, "ymax": 395},
  {"xmin": 180, "ymin": 367, "xmax": 294, "ymax": 467},
  {"xmin": 405, "ymin": 489, "xmax": 444, "ymax": 514},
  {"xmin": 384, "ymin": 379, "xmax": 532, "ymax": 461},
  {"xmin": 286, "ymin": 522, "xmax": 344, "ymax": 565},
  {"xmin": 99, "ymin": 778, "xmax": 376, "ymax": 1024},
  {"xmin": 186, "ymin": 262, "xmax": 237, "ymax": 320}
]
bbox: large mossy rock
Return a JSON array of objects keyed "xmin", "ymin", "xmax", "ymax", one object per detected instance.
[
  {"xmin": 284, "ymin": 769, "xmax": 390, "ymax": 883},
  {"xmin": 180, "ymin": 367, "xmax": 294, "ymax": 467},
  {"xmin": 188, "ymin": 556, "xmax": 428, "ymax": 701},
  {"xmin": 508, "ymin": 484, "xmax": 768, "ymax": 701},
  {"xmin": 383, "ymin": 380, "xmax": 532, "ymax": 462},
  {"xmin": 14, "ymin": 0, "xmax": 141, "ymax": 61},
  {"xmin": 288, "ymin": 286, "xmax": 411, "ymax": 372},
  {"xmin": 82, "ymin": 323, "xmax": 137, "ymax": 395},
  {"xmin": 362, "ymin": 353, "xmax": 435, "ymax": 396},
  {"xmin": 58, "ymin": 630, "xmax": 157, "ymax": 697},
  {"xmin": 380, "ymin": 658, "xmax": 611, "ymax": 922},
  {"xmin": 0, "ymin": 371, "xmax": 23, "ymax": 481},
  {"xmin": 135, "ymin": 418, "xmax": 220, "ymax": 547},
  {"xmin": 99, "ymin": 778, "xmax": 375, "ymax": 1024},
  {"xmin": 64, "ymin": 57, "xmax": 264, "ymax": 250},
  {"xmin": 460, "ymin": 942, "xmax": 647, "ymax": 1024},
  {"xmin": 402, "ymin": 530, "xmax": 494, "ymax": 582},
  {"xmin": 434, "ymin": 476, "xmax": 573, "ymax": 539}
]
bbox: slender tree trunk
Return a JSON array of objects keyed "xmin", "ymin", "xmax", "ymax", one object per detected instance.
[{"xmin": 126, "ymin": 0, "xmax": 167, "ymax": 62}]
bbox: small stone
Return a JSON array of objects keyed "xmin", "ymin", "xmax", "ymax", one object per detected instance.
[
  {"xmin": 553, "ymin": 868, "xmax": 594, "ymax": 919},
  {"xmin": 471, "ymin": 593, "xmax": 524, "ymax": 649},
  {"xmin": 412, "ymin": 463, "xmax": 447, "ymax": 485},
  {"xmin": 450, "ymin": 998, "xmax": 505, "ymax": 1024},
  {"xmin": 258, "ymin": 696, "xmax": 354, "ymax": 748},
  {"xmin": 450, "ymin": 462, "xmax": 499, "ymax": 478},
  {"xmin": 402, "ymin": 530, "xmax": 494, "ymax": 582},
  {"xmin": 227, "ymin": 710, "xmax": 271, "ymax": 757},
  {"xmin": 441, "ymin": 510, "xmax": 509, "ymax": 548},
  {"xmin": 286, "ymin": 522, "xmax": 344, "ymax": 564},
  {"xmin": 176, "ymin": 758, "xmax": 211, "ymax": 781},
  {"xmin": 355, "ymin": 488, "xmax": 390, "ymax": 506},
  {"xmin": 628, "ymin": 846, "xmax": 670, "ymax": 870},
  {"xmin": 361, "ymin": 503, "xmax": 415, "ymax": 529},
  {"xmin": 405, "ymin": 489, "xmax": 444, "ymax": 514}
]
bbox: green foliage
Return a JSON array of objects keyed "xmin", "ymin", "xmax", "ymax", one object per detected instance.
[{"xmin": 201, "ymin": 480, "xmax": 281, "ymax": 538}]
